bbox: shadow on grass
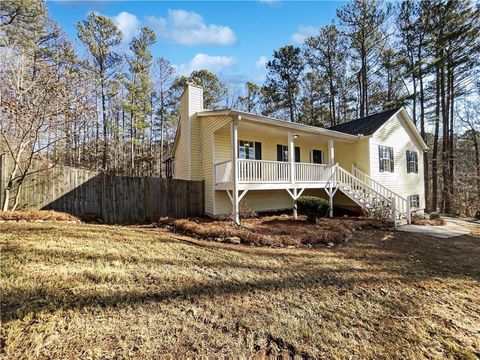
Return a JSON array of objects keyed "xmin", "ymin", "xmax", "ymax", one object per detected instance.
[
  {"xmin": 1, "ymin": 244, "xmax": 303, "ymax": 273},
  {"xmin": 2, "ymin": 265, "xmax": 402, "ymax": 324},
  {"xmin": 2, "ymin": 225, "xmax": 479, "ymax": 330},
  {"xmin": 340, "ymin": 231, "xmax": 480, "ymax": 281}
]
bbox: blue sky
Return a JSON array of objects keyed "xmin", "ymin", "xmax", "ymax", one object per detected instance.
[{"xmin": 48, "ymin": 1, "xmax": 346, "ymax": 87}]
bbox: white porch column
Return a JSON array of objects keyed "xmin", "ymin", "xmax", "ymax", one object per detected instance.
[
  {"xmin": 231, "ymin": 118, "xmax": 240, "ymax": 224},
  {"xmin": 328, "ymin": 139, "xmax": 335, "ymax": 166},
  {"xmin": 288, "ymin": 130, "xmax": 295, "ymax": 184},
  {"xmin": 288, "ymin": 130, "xmax": 296, "ymax": 218},
  {"xmin": 292, "ymin": 189, "xmax": 298, "ymax": 219}
]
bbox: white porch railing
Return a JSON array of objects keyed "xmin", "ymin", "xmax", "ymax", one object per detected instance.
[
  {"xmin": 295, "ymin": 163, "xmax": 333, "ymax": 183},
  {"xmin": 239, "ymin": 159, "xmax": 290, "ymax": 183},
  {"xmin": 214, "ymin": 160, "xmax": 334, "ymax": 184},
  {"xmin": 214, "ymin": 160, "xmax": 232, "ymax": 184}
]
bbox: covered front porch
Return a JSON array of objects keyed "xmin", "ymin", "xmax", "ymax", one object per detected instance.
[{"xmin": 210, "ymin": 115, "xmax": 358, "ymax": 223}]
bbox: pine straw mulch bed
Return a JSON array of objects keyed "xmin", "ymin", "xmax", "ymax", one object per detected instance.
[
  {"xmin": 157, "ymin": 215, "xmax": 390, "ymax": 247},
  {"xmin": 411, "ymin": 217, "xmax": 446, "ymax": 226},
  {"xmin": 0, "ymin": 210, "xmax": 80, "ymax": 222}
]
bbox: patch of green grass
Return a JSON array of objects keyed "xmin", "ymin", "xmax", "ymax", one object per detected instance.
[{"xmin": 1, "ymin": 222, "xmax": 479, "ymax": 359}]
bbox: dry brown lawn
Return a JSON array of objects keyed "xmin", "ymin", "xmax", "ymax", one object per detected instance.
[{"xmin": 1, "ymin": 221, "xmax": 479, "ymax": 359}]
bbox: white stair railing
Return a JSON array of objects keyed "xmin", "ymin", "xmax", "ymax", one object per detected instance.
[
  {"xmin": 352, "ymin": 165, "xmax": 410, "ymax": 221},
  {"xmin": 327, "ymin": 164, "xmax": 411, "ymax": 225}
]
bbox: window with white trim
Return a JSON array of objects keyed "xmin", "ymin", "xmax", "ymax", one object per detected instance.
[
  {"xmin": 379, "ymin": 145, "xmax": 394, "ymax": 172},
  {"xmin": 406, "ymin": 150, "xmax": 418, "ymax": 173},
  {"xmin": 239, "ymin": 140, "xmax": 255, "ymax": 159},
  {"xmin": 410, "ymin": 195, "xmax": 420, "ymax": 208},
  {"xmin": 277, "ymin": 144, "xmax": 300, "ymax": 162}
]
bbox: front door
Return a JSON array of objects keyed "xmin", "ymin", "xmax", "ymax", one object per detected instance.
[{"xmin": 312, "ymin": 150, "xmax": 323, "ymax": 164}]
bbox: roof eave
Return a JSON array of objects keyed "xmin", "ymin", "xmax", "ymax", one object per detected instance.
[
  {"xmin": 196, "ymin": 109, "xmax": 360, "ymax": 142},
  {"xmin": 397, "ymin": 107, "xmax": 428, "ymax": 150}
]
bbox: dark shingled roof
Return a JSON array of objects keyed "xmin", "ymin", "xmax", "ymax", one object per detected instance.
[{"xmin": 328, "ymin": 108, "xmax": 401, "ymax": 136}]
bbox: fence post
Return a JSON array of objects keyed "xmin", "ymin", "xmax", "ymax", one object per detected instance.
[
  {"xmin": 0, "ymin": 154, "xmax": 5, "ymax": 209},
  {"xmin": 101, "ymin": 172, "xmax": 106, "ymax": 223},
  {"xmin": 201, "ymin": 180, "xmax": 205, "ymax": 216}
]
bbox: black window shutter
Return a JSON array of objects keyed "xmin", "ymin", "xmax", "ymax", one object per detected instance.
[
  {"xmin": 295, "ymin": 147, "xmax": 300, "ymax": 162},
  {"xmin": 255, "ymin": 142, "xmax": 262, "ymax": 160},
  {"xmin": 389, "ymin": 147, "xmax": 394, "ymax": 172},
  {"xmin": 414, "ymin": 152, "xmax": 418, "ymax": 173},
  {"xmin": 379, "ymin": 146, "xmax": 384, "ymax": 172},
  {"xmin": 406, "ymin": 150, "xmax": 410, "ymax": 173},
  {"xmin": 277, "ymin": 144, "xmax": 283, "ymax": 161}
]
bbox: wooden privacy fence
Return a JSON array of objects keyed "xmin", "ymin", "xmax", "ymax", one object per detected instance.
[{"xmin": 0, "ymin": 155, "xmax": 204, "ymax": 223}]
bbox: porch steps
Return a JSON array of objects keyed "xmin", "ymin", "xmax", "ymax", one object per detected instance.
[{"xmin": 326, "ymin": 165, "xmax": 411, "ymax": 226}]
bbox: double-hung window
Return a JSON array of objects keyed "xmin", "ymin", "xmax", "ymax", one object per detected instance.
[
  {"xmin": 410, "ymin": 194, "xmax": 420, "ymax": 208},
  {"xmin": 239, "ymin": 140, "xmax": 262, "ymax": 181},
  {"xmin": 239, "ymin": 140, "xmax": 261, "ymax": 160},
  {"xmin": 379, "ymin": 145, "xmax": 394, "ymax": 172},
  {"xmin": 406, "ymin": 150, "xmax": 418, "ymax": 173},
  {"xmin": 276, "ymin": 145, "xmax": 300, "ymax": 162}
]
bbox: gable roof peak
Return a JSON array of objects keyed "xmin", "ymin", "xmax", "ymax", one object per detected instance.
[{"xmin": 327, "ymin": 107, "xmax": 402, "ymax": 136}]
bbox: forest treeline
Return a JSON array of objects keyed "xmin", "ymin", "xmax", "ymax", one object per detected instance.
[{"xmin": 0, "ymin": 0, "xmax": 479, "ymax": 215}]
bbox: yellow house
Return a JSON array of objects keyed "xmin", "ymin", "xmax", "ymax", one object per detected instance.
[{"xmin": 172, "ymin": 84, "xmax": 427, "ymax": 225}]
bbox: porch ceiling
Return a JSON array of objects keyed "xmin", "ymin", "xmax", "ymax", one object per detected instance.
[{"xmin": 215, "ymin": 119, "xmax": 355, "ymax": 144}]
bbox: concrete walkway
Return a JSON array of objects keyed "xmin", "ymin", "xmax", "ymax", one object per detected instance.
[{"xmin": 397, "ymin": 218, "xmax": 475, "ymax": 239}]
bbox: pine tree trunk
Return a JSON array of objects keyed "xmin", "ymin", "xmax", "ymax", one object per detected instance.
[
  {"xmin": 101, "ymin": 73, "xmax": 108, "ymax": 171},
  {"xmin": 448, "ymin": 64, "xmax": 455, "ymax": 213},
  {"xmin": 472, "ymin": 132, "xmax": 480, "ymax": 201},
  {"xmin": 440, "ymin": 53, "xmax": 450, "ymax": 214},
  {"xmin": 419, "ymin": 65, "xmax": 428, "ymax": 211},
  {"xmin": 432, "ymin": 64, "xmax": 440, "ymax": 212}
]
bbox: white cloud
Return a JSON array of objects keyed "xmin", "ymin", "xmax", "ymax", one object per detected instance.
[
  {"xmin": 147, "ymin": 9, "xmax": 236, "ymax": 46},
  {"xmin": 112, "ymin": 11, "xmax": 141, "ymax": 44},
  {"xmin": 255, "ymin": 55, "xmax": 268, "ymax": 68},
  {"xmin": 175, "ymin": 53, "xmax": 236, "ymax": 75},
  {"xmin": 291, "ymin": 25, "xmax": 319, "ymax": 44}
]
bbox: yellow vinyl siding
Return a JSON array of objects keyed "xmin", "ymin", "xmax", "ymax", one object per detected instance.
[
  {"xmin": 212, "ymin": 128, "xmax": 331, "ymax": 216},
  {"xmin": 303, "ymin": 189, "xmax": 359, "ymax": 209},
  {"xmin": 231, "ymin": 128, "xmax": 329, "ymax": 164},
  {"xmin": 220, "ymin": 188, "xmax": 359, "ymax": 217},
  {"xmin": 369, "ymin": 112, "xmax": 425, "ymax": 209},
  {"xmin": 200, "ymin": 116, "xmax": 232, "ymax": 216},
  {"xmin": 335, "ymin": 139, "xmax": 370, "ymax": 174},
  {"xmin": 173, "ymin": 84, "xmax": 203, "ymax": 180},
  {"xmin": 173, "ymin": 96, "xmax": 190, "ymax": 179},
  {"xmin": 189, "ymin": 90, "xmax": 203, "ymax": 181},
  {"xmin": 241, "ymin": 190, "xmax": 292, "ymax": 212},
  {"xmin": 215, "ymin": 190, "xmax": 294, "ymax": 216}
]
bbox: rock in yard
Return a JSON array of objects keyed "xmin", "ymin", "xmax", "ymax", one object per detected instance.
[
  {"xmin": 214, "ymin": 237, "xmax": 224, "ymax": 242},
  {"xmin": 186, "ymin": 308, "xmax": 197, "ymax": 318},
  {"xmin": 327, "ymin": 242, "xmax": 335, "ymax": 247},
  {"xmin": 224, "ymin": 236, "xmax": 241, "ymax": 244}
]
